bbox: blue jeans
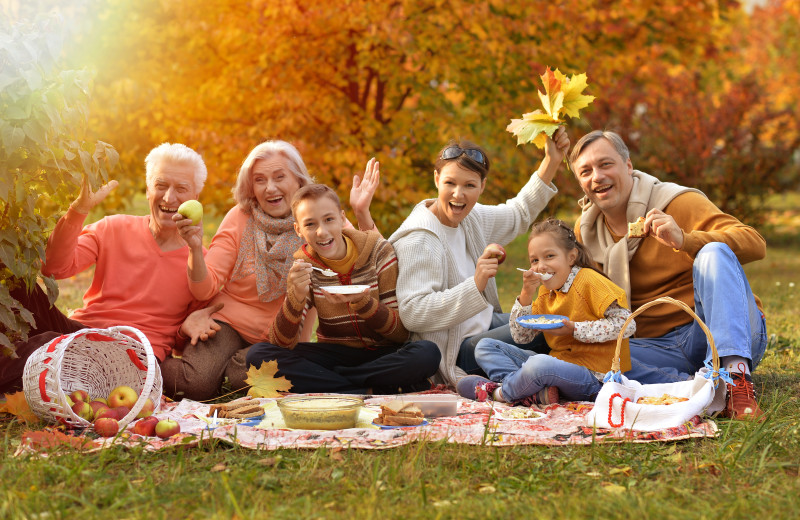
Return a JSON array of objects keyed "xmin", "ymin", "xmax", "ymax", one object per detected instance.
[
  {"xmin": 475, "ymin": 339, "xmax": 602, "ymax": 402},
  {"xmin": 625, "ymin": 243, "xmax": 767, "ymax": 384},
  {"xmin": 456, "ymin": 312, "xmax": 549, "ymax": 376}
]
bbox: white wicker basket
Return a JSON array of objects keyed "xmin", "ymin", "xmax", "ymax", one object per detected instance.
[{"xmin": 22, "ymin": 326, "xmax": 162, "ymax": 429}]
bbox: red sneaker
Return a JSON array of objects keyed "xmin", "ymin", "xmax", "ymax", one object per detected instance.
[
  {"xmin": 722, "ymin": 372, "xmax": 764, "ymax": 420},
  {"xmin": 514, "ymin": 386, "xmax": 559, "ymax": 407}
]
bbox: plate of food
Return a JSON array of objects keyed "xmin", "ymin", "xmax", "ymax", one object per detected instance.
[
  {"xmin": 516, "ymin": 314, "xmax": 568, "ymax": 330},
  {"xmin": 496, "ymin": 407, "xmax": 545, "ymax": 420},
  {"xmin": 321, "ymin": 285, "xmax": 370, "ymax": 295}
]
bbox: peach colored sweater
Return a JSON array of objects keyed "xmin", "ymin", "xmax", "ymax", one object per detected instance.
[
  {"xmin": 189, "ymin": 205, "xmax": 284, "ymax": 344},
  {"xmin": 42, "ymin": 208, "xmax": 198, "ymax": 360}
]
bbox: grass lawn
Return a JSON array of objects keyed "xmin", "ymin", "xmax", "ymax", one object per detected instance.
[{"xmin": 1, "ymin": 196, "xmax": 799, "ymax": 519}]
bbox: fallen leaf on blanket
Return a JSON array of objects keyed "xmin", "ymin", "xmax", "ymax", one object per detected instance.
[
  {"xmin": 602, "ymin": 483, "xmax": 627, "ymax": 494},
  {"xmin": 244, "ymin": 360, "xmax": 292, "ymax": 398},
  {"xmin": 210, "ymin": 463, "xmax": 227, "ymax": 472},
  {"xmin": 21, "ymin": 429, "xmax": 88, "ymax": 450},
  {"xmin": 0, "ymin": 391, "xmax": 40, "ymax": 423}
]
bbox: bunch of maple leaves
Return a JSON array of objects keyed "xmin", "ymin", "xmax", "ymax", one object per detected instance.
[{"xmin": 506, "ymin": 67, "xmax": 595, "ymax": 148}]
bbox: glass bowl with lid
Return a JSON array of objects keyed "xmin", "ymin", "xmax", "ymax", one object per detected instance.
[{"xmin": 277, "ymin": 395, "xmax": 363, "ymax": 430}]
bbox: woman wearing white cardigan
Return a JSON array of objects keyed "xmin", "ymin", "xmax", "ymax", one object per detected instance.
[{"xmin": 388, "ymin": 128, "xmax": 570, "ymax": 385}]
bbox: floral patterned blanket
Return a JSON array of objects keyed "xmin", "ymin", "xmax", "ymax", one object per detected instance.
[{"xmin": 14, "ymin": 393, "xmax": 718, "ymax": 456}]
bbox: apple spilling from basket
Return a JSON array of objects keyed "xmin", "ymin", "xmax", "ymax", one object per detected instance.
[{"xmin": 66, "ymin": 385, "xmax": 180, "ymax": 439}]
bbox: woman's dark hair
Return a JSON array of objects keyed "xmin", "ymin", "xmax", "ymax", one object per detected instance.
[
  {"xmin": 528, "ymin": 218, "xmax": 605, "ymax": 276},
  {"xmin": 434, "ymin": 139, "xmax": 490, "ymax": 180}
]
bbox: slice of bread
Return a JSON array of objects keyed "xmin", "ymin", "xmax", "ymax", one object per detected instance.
[{"xmin": 628, "ymin": 216, "xmax": 646, "ymax": 238}]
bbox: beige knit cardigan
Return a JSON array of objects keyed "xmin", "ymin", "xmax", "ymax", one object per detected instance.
[{"xmin": 388, "ymin": 174, "xmax": 557, "ymax": 385}]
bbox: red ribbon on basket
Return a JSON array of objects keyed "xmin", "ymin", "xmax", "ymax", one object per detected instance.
[
  {"xmin": 126, "ymin": 349, "xmax": 148, "ymax": 371},
  {"xmin": 608, "ymin": 392, "xmax": 632, "ymax": 428}
]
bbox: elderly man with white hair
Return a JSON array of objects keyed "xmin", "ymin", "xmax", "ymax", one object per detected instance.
[{"xmin": 0, "ymin": 143, "xmax": 218, "ymax": 393}]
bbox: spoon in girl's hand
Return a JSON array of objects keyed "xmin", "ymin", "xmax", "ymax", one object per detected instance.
[
  {"xmin": 516, "ymin": 268, "xmax": 553, "ymax": 280},
  {"xmin": 311, "ymin": 266, "xmax": 337, "ymax": 277}
]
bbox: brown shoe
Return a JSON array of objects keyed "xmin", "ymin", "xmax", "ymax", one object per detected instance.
[{"xmin": 722, "ymin": 372, "xmax": 764, "ymax": 420}]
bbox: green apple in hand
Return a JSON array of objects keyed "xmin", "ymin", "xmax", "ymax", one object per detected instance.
[{"xmin": 178, "ymin": 200, "xmax": 203, "ymax": 225}]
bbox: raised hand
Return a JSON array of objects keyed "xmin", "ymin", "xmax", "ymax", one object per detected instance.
[
  {"xmin": 518, "ymin": 268, "xmax": 543, "ymax": 306},
  {"xmin": 70, "ymin": 176, "xmax": 119, "ymax": 214},
  {"xmin": 645, "ymin": 209, "xmax": 684, "ymax": 250},
  {"xmin": 288, "ymin": 259, "xmax": 313, "ymax": 301},
  {"xmin": 544, "ymin": 126, "xmax": 570, "ymax": 164},
  {"xmin": 474, "ymin": 249, "xmax": 500, "ymax": 292},
  {"xmin": 173, "ymin": 212, "xmax": 204, "ymax": 251},
  {"xmin": 350, "ymin": 157, "xmax": 380, "ymax": 231}
]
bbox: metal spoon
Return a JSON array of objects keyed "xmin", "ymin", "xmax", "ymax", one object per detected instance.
[
  {"xmin": 516, "ymin": 268, "xmax": 553, "ymax": 280},
  {"xmin": 311, "ymin": 266, "xmax": 337, "ymax": 277}
]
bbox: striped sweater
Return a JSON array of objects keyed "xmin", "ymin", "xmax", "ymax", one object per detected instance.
[{"xmin": 268, "ymin": 228, "xmax": 409, "ymax": 349}]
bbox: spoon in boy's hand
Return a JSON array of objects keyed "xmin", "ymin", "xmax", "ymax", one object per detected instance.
[
  {"xmin": 311, "ymin": 266, "xmax": 337, "ymax": 277},
  {"xmin": 516, "ymin": 268, "xmax": 553, "ymax": 280}
]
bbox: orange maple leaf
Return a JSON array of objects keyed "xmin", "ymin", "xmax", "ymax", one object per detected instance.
[
  {"xmin": 244, "ymin": 360, "xmax": 292, "ymax": 398},
  {"xmin": 0, "ymin": 391, "xmax": 40, "ymax": 424}
]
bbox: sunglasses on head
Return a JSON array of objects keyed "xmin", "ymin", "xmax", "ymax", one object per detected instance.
[{"xmin": 440, "ymin": 145, "xmax": 487, "ymax": 168}]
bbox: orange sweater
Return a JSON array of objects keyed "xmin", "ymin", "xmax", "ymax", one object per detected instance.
[
  {"xmin": 41, "ymin": 208, "xmax": 199, "ymax": 361},
  {"xmin": 531, "ymin": 268, "xmax": 631, "ymax": 373},
  {"xmin": 575, "ymin": 192, "xmax": 765, "ymax": 338}
]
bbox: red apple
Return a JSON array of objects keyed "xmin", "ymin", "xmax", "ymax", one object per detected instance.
[
  {"xmin": 72, "ymin": 401, "xmax": 94, "ymax": 421},
  {"xmin": 136, "ymin": 398, "xmax": 155, "ymax": 419},
  {"xmin": 89, "ymin": 401, "xmax": 109, "ymax": 415},
  {"xmin": 94, "ymin": 417, "xmax": 120, "ymax": 437},
  {"xmin": 92, "ymin": 397, "xmax": 108, "ymax": 405},
  {"xmin": 94, "ymin": 407, "xmax": 117, "ymax": 421},
  {"xmin": 484, "ymin": 243, "xmax": 506, "ymax": 264},
  {"xmin": 69, "ymin": 390, "xmax": 90, "ymax": 403},
  {"xmin": 155, "ymin": 419, "xmax": 181, "ymax": 439},
  {"xmin": 112, "ymin": 406, "xmax": 131, "ymax": 420},
  {"xmin": 133, "ymin": 416, "xmax": 160, "ymax": 436},
  {"xmin": 108, "ymin": 385, "xmax": 138, "ymax": 409}
]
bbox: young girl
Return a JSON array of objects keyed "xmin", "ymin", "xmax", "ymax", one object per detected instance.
[{"xmin": 456, "ymin": 218, "xmax": 636, "ymax": 406}]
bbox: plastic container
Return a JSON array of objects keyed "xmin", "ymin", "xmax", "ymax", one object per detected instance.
[{"xmin": 399, "ymin": 394, "xmax": 459, "ymax": 418}]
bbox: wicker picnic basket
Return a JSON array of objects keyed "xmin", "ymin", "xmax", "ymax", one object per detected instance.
[
  {"xmin": 585, "ymin": 296, "xmax": 724, "ymax": 431},
  {"xmin": 22, "ymin": 326, "xmax": 162, "ymax": 429}
]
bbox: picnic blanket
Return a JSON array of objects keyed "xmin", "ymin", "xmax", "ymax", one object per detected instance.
[{"xmin": 14, "ymin": 393, "xmax": 718, "ymax": 456}]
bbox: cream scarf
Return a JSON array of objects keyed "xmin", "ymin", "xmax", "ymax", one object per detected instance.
[{"xmin": 578, "ymin": 170, "xmax": 704, "ymax": 302}]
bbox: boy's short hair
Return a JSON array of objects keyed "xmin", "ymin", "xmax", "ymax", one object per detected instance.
[{"xmin": 291, "ymin": 183, "xmax": 342, "ymax": 217}]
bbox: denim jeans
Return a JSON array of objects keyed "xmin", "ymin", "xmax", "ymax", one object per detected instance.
[
  {"xmin": 625, "ymin": 242, "xmax": 767, "ymax": 384},
  {"xmin": 456, "ymin": 312, "xmax": 549, "ymax": 376},
  {"xmin": 246, "ymin": 339, "xmax": 441, "ymax": 394},
  {"xmin": 475, "ymin": 339, "xmax": 602, "ymax": 402}
]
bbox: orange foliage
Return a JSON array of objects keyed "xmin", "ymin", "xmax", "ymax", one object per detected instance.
[{"xmin": 58, "ymin": 0, "xmax": 797, "ymax": 229}]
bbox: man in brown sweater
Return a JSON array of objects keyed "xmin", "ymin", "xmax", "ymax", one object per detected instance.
[
  {"xmin": 570, "ymin": 130, "xmax": 767, "ymax": 420},
  {"xmin": 246, "ymin": 184, "xmax": 440, "ymax": 394}
]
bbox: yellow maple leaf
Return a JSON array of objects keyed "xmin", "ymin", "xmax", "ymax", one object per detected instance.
[
  {"xmin": 244, "ymin": 360, "xmax": 292, "ymax": 398},
  {"xmin": 506, "ymin": 110, "xmax": 561, "ymax": 148},
  {"xmin": 558, "ymin": 71, "xmax": 596, "ymax": 118},
  {"xmin": 0, "ymin": 391, "xmax": 40, "ymax": 424}
]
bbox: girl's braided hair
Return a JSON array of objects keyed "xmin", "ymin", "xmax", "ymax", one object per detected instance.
[{"xmin": 528, "ymin": 218, "xmax": 605, "ymax": 276}]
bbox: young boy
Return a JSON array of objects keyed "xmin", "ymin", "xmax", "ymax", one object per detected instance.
[{"xmin": 245, "ymin": 184, "xmax": 441, "ymax": 394}]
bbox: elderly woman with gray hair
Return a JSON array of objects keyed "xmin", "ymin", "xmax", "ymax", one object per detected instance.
[{"xmin": 161, "ymin": 140, "xmax": 380, "ymax": 400}]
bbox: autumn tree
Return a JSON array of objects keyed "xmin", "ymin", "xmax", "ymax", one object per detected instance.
[
  {"xmin": 0, "ymin": 15, "xmax": 117, "ymax": 353},
  {"xmin": 67, "ymin": 0, "xmax": 751, "ymax": 230}
]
